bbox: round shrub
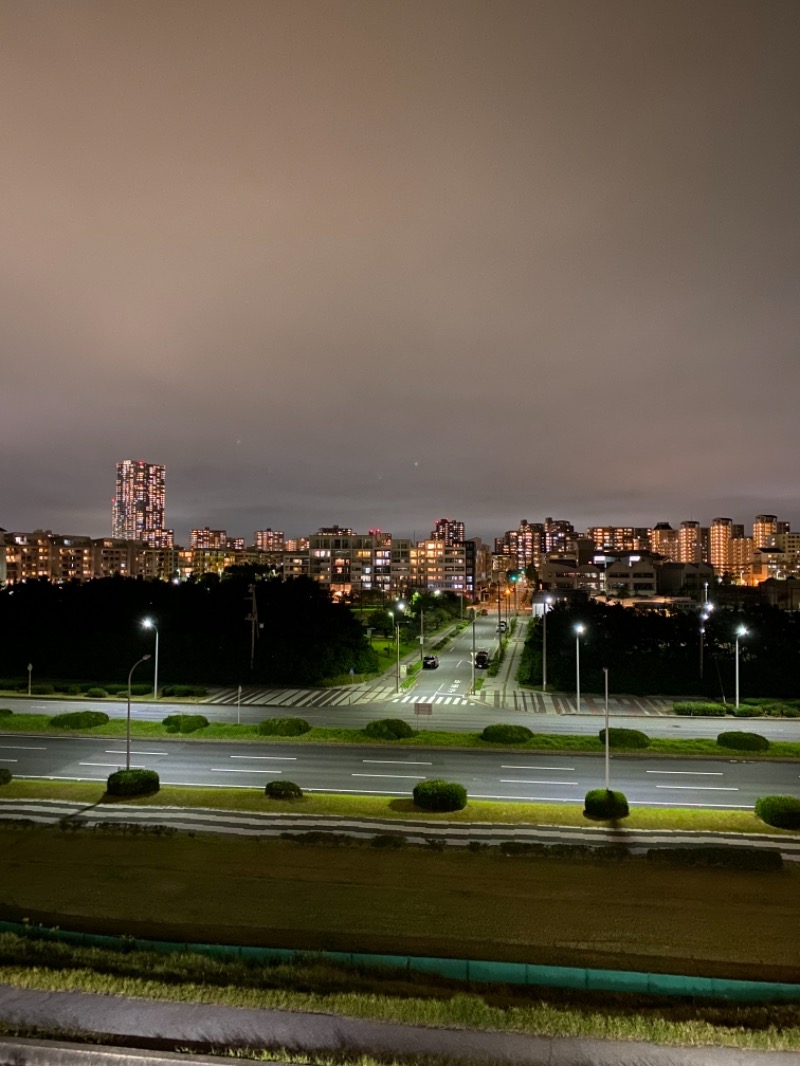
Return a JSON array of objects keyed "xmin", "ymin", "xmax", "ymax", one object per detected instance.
[
  {"xmin": 717, "ymin": 731, "xmax": 770, "ymax": 752},
  {"xmin": 257, "ymin": 717, "xmax": 311, "ymax": 737},
  {"xmin": 481, "ymin": 723, "xmax": 534, "ymax": 744},
  {"xmin": 0, "ymin": 708, "xmax": 13, "ymax": 718},
  {"xmin": 0, "ymin": 768, "xmax": 12, "ymax": 786},
  {"xmin": 673, "ymin": 701, "xmax": 726, "ymax": 717},
  {"xmin": 49, "ymin": 711, "xmax": 110, "ymax": 730},
  {"xmin": 363, "ymin": 718, "xmax": 414, "ymax": 740},
  {"xmin": 755, "ymin": 795, "xmax": 800, "ymax": 830},
  {"xmin": 265, "ymin": 780, "xmax": 303, "ymax": 800},
  {"xmin": 733, "ymin": 705, "xmax": 765, "ymax": 717},
  {"xmin": 163, "ymin": 714, "xmax": 209, "ymax": 734},
  {"xmin": 29, "ymin": 683, "xmax": 55, "ymax": 696},
  {"xmin": 584, "ymin": 788, "xmax": 630, "ymax": 820},
  {"xmin": 65, "ymin": 686, "xmax": 82, "ymax": 697},
  {"xmin": 413, "ymin": 779, "xmax": 467, "ymax": 812},
  {"xmin": 106, "ymin": 768, "xmax": 160, "ymax": 797},
  {"xmin": 85, "ymin": 688, "xmax": 108, "ymax": 699},
  {"xmin": 599, "ymin": 727, "xmax": 650, "ymax": 749}
]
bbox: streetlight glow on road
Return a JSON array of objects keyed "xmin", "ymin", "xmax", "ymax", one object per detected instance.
[{"xmin": 141, "ymin": 618, "xmax": 160, "ymax": 700}]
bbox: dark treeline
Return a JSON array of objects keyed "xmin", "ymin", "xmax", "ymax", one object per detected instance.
[
  {"xmin": 519, "ymin": 601, "xmax": 800, "ymax": 699},
  {"xmin": 0, "ymin": 573, "xmax": 378, "ymax": 687}
]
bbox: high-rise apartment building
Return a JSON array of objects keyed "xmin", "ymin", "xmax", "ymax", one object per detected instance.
[
  {"xmin": 710, "ymin": 518, "xmax": 733, "ymax": 574},
  {"xmin": 543, "ymin": 518, "xmax": 574, "ymax": 554},
  {"xmin": 678, "ymin": 520, "xmax": 702, "ymax": 563},
  {"xmin": 650, "ymin": 522, "xmax": 679, "ymax": 561},
  {"xmin": 753, "ymin": 515, "xmax": 778, "ymax": 548},
  {"xmin": 431, "ymin": 518, "xmax": 465, "ymax": 545},
  {"xmin": 112, "ymin": 460, "xmax": 172, "ymax": 547},
  {"xmin": 253, "ymin": 528, "xmax": 285, "ymax": 551}
]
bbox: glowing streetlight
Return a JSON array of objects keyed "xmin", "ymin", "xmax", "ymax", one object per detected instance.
[
  {"xmin": 141, "ymin": 618, "xmax": 159, "ymax": 699},
  {"xmin": 574, "ymin": 623, "xmax": 585, "ymax": 713},
  {"xmin": 735, "ymin": 625, "xmax": 747, "ymax": 709},
  {"xmin": 542, "ymin": 596, "xmax": 552, "ymax": 692}
]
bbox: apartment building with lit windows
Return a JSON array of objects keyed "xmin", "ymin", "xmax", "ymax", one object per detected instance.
[{"xmin": 112, "ymin": 459, "xmax": 173, "ymax": 548}]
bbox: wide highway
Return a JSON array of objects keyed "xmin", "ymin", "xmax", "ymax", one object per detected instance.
[{"xmin": 1, "ymin": 732, "xmax": 798, "ymax": 809}]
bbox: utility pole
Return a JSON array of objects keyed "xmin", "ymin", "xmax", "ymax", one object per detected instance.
[{"xmin": 245, "ymin": 585, "xmax": 259, "ymax": 672}]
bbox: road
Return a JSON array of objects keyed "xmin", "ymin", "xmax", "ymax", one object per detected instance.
[{"xmin": 2, "ymin": 731, "xmax": 799, "ymax": 809}]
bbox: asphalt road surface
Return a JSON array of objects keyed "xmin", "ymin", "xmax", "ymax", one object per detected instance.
[{"xmin": 2, "ymin": 731, "xmax": 799, "ymax": 809}]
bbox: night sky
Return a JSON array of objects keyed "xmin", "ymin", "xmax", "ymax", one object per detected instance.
[{"xmin": 2, "ymin": 1, "xmax": 799, "ymax": 545}]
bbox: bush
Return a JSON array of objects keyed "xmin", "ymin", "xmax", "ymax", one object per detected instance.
[
  {"xmin": 413, "ymin": 779, "xmax": 467, "ymax": 812},
  {"xmin": 363, "ymin": 718, "xmax": 414, "ymax": 740},
  {"xmin": 481, "ymin": 723, "xmax": 534, "ymax": 744},
  {"xmin": 49, "ymin": 711, "xmax": 110, "ymax": 730},
  {"xmin": 584, "ymin": 788, "xmax": 629, "ymax": 820},
  {"xmin": 732, "ymin": 705, "xmax": 765, "ymax": 717},
  {"xmin": 29, "ymin": 683, "xmax": 55, "ymax": 696},
  {"xmin": 0, "ymin": 708, "xmax": 13, "ymax": 718},
  {"xmin": 160, "ymin": 684, "xmax": 208, "ymax": 698},
  {"xmin": 65, "ymin": 686, "xmax": 82, "ymax": 697},
  {"xmin": 646, "ymin": 846, "xmax": 782, "ymax": 871},
  {"xmin": 106, "ymin": 769, "xmax": 160, "ymax": 797},
  {"xmin": 0, "ymin": 768, "xmax": 12, "ymax": 786},
  {"xmin": 755, "ymin": 795, "xmax": 800, "ymax": 830},
  {"xmin": 599, "ymin": 727, "xmax": 650, "ymax": 749},
  {"xmin": 85, "ymin": 687, "xmax": 108, "ymax": 699},
  {"xmin": 162, "ymin": 714, "xmax": 209, "ymax": 734},
  {"xmin": 257, "ymin": 717, "xmax": 311, "ymax": 737},
  {"xmin": 717, "ymin": 731, "xmax": 770, "ymax": 752},
  {"xmin": 673, "ymin": 701, "xmax": 726, "ymax": 717},
  {"xmin": 371, "ymin": 833, "xmax": 408, "ymax": 848},
  {"xmin": 265, "ymin": 780, "xmax": 303, "ymax": 800}
]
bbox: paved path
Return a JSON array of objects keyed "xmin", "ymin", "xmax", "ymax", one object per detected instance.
[{"xmin": 1, "ymin": 987, "xmax": 799, "ymax": 1066}]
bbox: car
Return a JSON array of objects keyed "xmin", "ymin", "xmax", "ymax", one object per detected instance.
[
  {"xmin": 422, "ymin": 655, "xmax": 439, "ymax": 669},
  {"xmin": 475, "ymin": 650, "xmax": 490, "ymax": 669},
  {"xmin": 497, "ymin": 620, "xmax": 508, "ymax": 632}
]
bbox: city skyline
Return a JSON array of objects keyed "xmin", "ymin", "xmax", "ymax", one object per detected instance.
[{"xmin": 2, "ymin": 2, "xmax": 799, "ymax": 542}]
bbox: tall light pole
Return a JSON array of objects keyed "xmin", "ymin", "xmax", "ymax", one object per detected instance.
[
  {"xmin": 390, "ymin": 602, "xmax": 404, "ymax": 694},
  {"xmin": 699, "ymin": 603, "xmax": 713, "ymax": 680},
  {"xmin": 602, "ymin": 666, "xmax": 610, "ymax": 790},
  {"xmin": 735, "ymin": 625, "xmax": 747, "ymax": 709},
  {"xmin": 419, "ymin": 607, "xmax": 425, "ymax": 665},
  {"xmin": 126, "ymin": 654, "xmax": 151, "ymax": 771},
  {"xmin": 574, "ymin": 623, "xmax": 585, "ymax": 713},
  {"xmin": 470, "ymin": 606, "xmax": 476, "ymax": 695},
  {"xmin": 542, "ymin": 596, "xmax": 552, "ymax": 692},
  {"xmin": 142, "ymin": 618, "xmax": 159, "ymax": 699}
]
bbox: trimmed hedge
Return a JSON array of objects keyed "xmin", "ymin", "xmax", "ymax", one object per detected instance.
[
  {"xmin": 413, "ymin": 779, "xmax": 468, "ymax": 812},
  {"xmin": 371, "ymin": 833, "xmax": 408, "ymax": 848},
  {"xmin": 717, "ymin": 731, "xmax": 770, "ymax": 752},
  {"xmin": 481, "ymin": 723, "xmax": 534, "ymax": 744},
  {"xmin": 106, "ymin": 768, "xmax": 160, "ymax": 797},
  {"xmin": 265, "ymin": 780, "xmax": 303, "ymax": 800},
  {"xmin": 755, "ymin": 795, "xmax": 800, "ymax": 830},
  {"xmin": 85, "ymin": 688, "xmax": 108, "ymax": 699},
  {"xmin": 584, "ymin": 788, "xmax": 630, "ymax": 820},
  {"xmin": 160, "ymin": 684, "xmax": 208, "ymax": 698},
  {"xmin": 0, "ymin": 768, "xmax": 12, "ymax": 786},
  {"xmin": 0, "ymin": 708, "xmax": 13, "ymax": 718},
  {"xmin": 363, "ymin": 718, "xmax": 414, "ymax": 740},
  {"xmin": 673, "ymin": 701, "xmax": 726, "ymax": 717},
  {"xmin": 257, "ymin": 717, "xmax": 311, "ymax": 737},
  {"xmin": 163, "ymin": 714, "xmax": 209, "ymax": 734},
  {"xmin": 49, "ymin": 711, "xmax": 110, "ymax": 730},
  {"xmin": 29, "ymin": 683, "xmax": 55, "ymax": 696},
  {"xmin": 599, "ymin": 727, "xmax": 650, "ymax": 749},
  {"xmin": 646, "ymin": 846, "xmax": 782, "ymax": 871}
]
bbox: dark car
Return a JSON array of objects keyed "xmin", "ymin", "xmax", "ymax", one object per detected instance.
[
  {"xmin": 422, "ymin": 655, "xmax": 439, "ymax": 669},
  {"xmin": 475, "ymin": 650, "xmax": 490, "ymax": 669}
]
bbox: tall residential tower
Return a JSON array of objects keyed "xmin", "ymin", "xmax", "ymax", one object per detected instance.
[{"xmin": 112, "ymin": 459, "xmax": 172, "ymax": 547}]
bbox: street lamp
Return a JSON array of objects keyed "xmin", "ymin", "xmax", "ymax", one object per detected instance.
[
  {"xmin": 574, "ymin": 623, "xmax": 585, "ymax": 713},
  {"xmin": 141, "ymin": 618, "xmax": 159, "ymax": 699},
  {"xmin": 389, "ymin": 602, "xmax": 405, "ymax": 694},
  {"xmin": 699, "ymin": 603, "xmax": 713, "ymax": 679},
  {"xmin": 470, "ymin": 605, "xmax": 477, "ymax": 695},
  {"xmin": 542, "ymin": 596, "xmax": 552, "ymax": 692},
  {"xmin": 735, "ymin": 625, "xmax": 747, "ymax": 709},
  {"xmin": 126, "ymin": 654, "xmax": 151, "ymax": 771},
  {"xmin": 602, "ymin": 666, "xmax": 610, "ymax": 790}
]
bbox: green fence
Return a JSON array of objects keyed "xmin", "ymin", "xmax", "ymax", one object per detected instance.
[{"xmin": 2, "ymin": 919, "xmax": 798, "ymax": 1002}]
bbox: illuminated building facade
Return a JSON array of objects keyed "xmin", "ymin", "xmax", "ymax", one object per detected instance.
[{"xmin": 112, "ymin": 459, "xmax": 173, "ymax": 547}]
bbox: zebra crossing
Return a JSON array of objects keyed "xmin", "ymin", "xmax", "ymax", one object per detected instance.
[{"xmin": 204, "ymin": 685, "xmax": 673, "ymax": 715}]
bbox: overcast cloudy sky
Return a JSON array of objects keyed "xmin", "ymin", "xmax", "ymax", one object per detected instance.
[{"xmin": 2, "ymin": 1, "xmax": 798, "ymax": 544}]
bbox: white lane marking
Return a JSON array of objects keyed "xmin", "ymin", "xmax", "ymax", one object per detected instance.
[
  {"xmin": 500, "ymin": 778, "xmax": 576, "ymax": 785},
  {"xmin": 79, "ymin": 762, "xmax": 144, "ymax": 768},
  {"xmin": 229, "ymin": 755, "xmax": 297, "ymax": 761},
  {"xmin": 0, "ymin": 758, "xmax": 18, "ymax": 763},
  {"xmin": 362, "ymin": 760, "xmax": 432, "ymax": 765},
  {"xmin": 655, "ymin": 785, "xmax": 738, "ymax": 791},
  {"xmin": 501, "ymin": 765, "xmax": 576, "ymax": 771},
  {"xmin": 210, "ymin": 768, "xmax": 282, "ymax": 774},
  {"xmin": 105, "ymin": 750, "xmax": 169, "ymax": 756},
  {"xmin": 351, "ymin": 773, "xmax": 425, "ymax": 779},
  {"xmin": 0, "ymin": 733, "xmax": 86, "ymax": 741},
  {"xmin": 646, "ymin": 770, "xmax": 723, "ymax": 776},
  {"xmin": 0, "ymin": 745, "xmax": 47, "ymax": 751},
  {"xmin": 303, "ymin": 787, "xmax": 409, "ymax": 796}
]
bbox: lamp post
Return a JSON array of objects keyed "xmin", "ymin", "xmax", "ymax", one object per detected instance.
[
  {"xmin": 699, "ymin": 603, "xmax": 713, "ymax": 680},
  {"xmin": 735, "ymin": 625, "xmax": 747, "ymax": 709},
  {"xmin": 470, "ymin": 606, "xmax": 477, "ymax": 695},
  {"xmin": 419, "ymin": 607, "xmax": 424, "ymax": 665},
  {"xmin": 389, "ymin": 602, "xmax": 404, "ymax": 694},
  {"xmin": 574, "ymin": 623, "xmax": 585, "ymax": 713},
  {"xmin": 602, "ymin": 666, "xmax": 610, "ymax": 790},
  {"xmin": 126, "ymin": 654, "xmax": 151, "ymax": 771},
  {"xmin": 142, "ymin": 618, "xmax": 159, "ymax": 699},
  {"xmin": 542, "ymin": 596, "xmax": 551, "ymax": 692}
]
